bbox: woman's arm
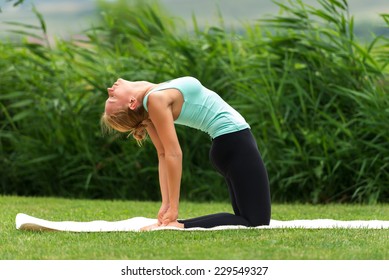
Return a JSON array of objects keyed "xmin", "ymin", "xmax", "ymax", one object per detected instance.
[
  {"xmin": 147, "ymin": 91, "xmax": 183, "ymax": 225},
  {"xmin": 145, "ymin": 122, "xmax": 170, "ymax": 224}
]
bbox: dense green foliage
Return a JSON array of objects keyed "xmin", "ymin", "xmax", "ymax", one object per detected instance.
[{"xmin": 0, "ymin": 0, "xmax": 388, "ymax": 203}]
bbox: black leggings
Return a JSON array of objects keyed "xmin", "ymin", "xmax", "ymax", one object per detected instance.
[{"xmin": 180, "ymin": 129, "xmax": 271, "ymax": 228}]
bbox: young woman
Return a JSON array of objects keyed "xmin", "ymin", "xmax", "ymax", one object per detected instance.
[{"xmin": 101, "ymin": 76, "xmax": 271, "ymax": 230}]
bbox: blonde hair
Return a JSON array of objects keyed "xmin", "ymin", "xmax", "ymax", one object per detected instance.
[{"xmin": 100, "ymin": 106, "xmax": 150, "ymax": 145}]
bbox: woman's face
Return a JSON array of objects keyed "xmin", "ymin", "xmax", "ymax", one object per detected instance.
[{"xmin": 105, "ymin": 78, "xmax": 132, "ymax": 115}]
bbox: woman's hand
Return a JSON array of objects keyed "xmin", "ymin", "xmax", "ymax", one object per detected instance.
[
  {"xmin": 161, "ymin": 207, "xmax": 179, "ymax": 226},
  {"xmin": 157, "ymin": 203, "xmax": 170, "ymax": 225},
  {"xmin": 141, "ymin": 207, "xmax": 182, "ymax": 231}
]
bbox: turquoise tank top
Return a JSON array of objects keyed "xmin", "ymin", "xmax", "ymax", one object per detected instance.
[{"xmin": 142, "ymin": 76, "xmax": 250, "ymax": 139}]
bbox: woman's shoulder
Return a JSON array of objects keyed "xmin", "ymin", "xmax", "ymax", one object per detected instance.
[
  {"xmin": 170, "ymin": 77, "xmax": 203, "ymax": 93},
  {"xmin": 167, "ymin": 76, "xmax": 201, "ymax": 85}
]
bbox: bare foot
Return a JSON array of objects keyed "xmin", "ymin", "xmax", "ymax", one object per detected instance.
[
  {"xmin": 140, "ymin": 221, "xmax": 184, "ymax": 231},
  {"xmin": 164, "ymin": 221, "xmax": 184, "ymax": 229},
  {"xmin": 140, "ymin": 223, "xmax": 160, "ymax": 232}
]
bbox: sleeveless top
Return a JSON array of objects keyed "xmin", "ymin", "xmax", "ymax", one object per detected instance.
[{"xmin": 142, "ymin": 76, "xmax": 250, "ymax": 139}]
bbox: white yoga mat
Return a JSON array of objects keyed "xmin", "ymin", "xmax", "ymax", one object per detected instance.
[{"xmin": 15, "ymin": 213, "xmax": 389, "ymax": 232}]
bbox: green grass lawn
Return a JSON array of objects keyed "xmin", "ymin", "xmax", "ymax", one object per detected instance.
[{"xmin": 0, "ymin": 196, "xmax": 388, "ymax": 260}]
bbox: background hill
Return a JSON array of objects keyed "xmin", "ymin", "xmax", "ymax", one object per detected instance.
[{"xmin": 1, "ymin": 0, "xmax": 388, "ymax": 39}]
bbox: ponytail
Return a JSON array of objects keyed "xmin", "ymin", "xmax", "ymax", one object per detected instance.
[
  {"xmin": 101, "ymin": 106, "xmax": 149, "ymax": 146},
  {"xmin": 132, "ymin": 118, "xmax": 151, "ymax": 144}
]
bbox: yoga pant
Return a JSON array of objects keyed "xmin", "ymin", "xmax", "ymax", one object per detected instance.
[{"xmin": 180, "ymin": 128, "xmax": 271, "ymax": 228}]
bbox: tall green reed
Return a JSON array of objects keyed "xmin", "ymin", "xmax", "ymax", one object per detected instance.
[
  {"xmin": 238, "ymin": 0, "xmax": 388, "ymax": 203},
  {"xmin": 0, "ymin": 0, "xmax": 387, "ymax": 203}
]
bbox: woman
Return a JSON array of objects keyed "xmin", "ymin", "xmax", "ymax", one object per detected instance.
[{"xmin": 101, "ymin": 76, "xmax": 271, "ymax": 230}]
